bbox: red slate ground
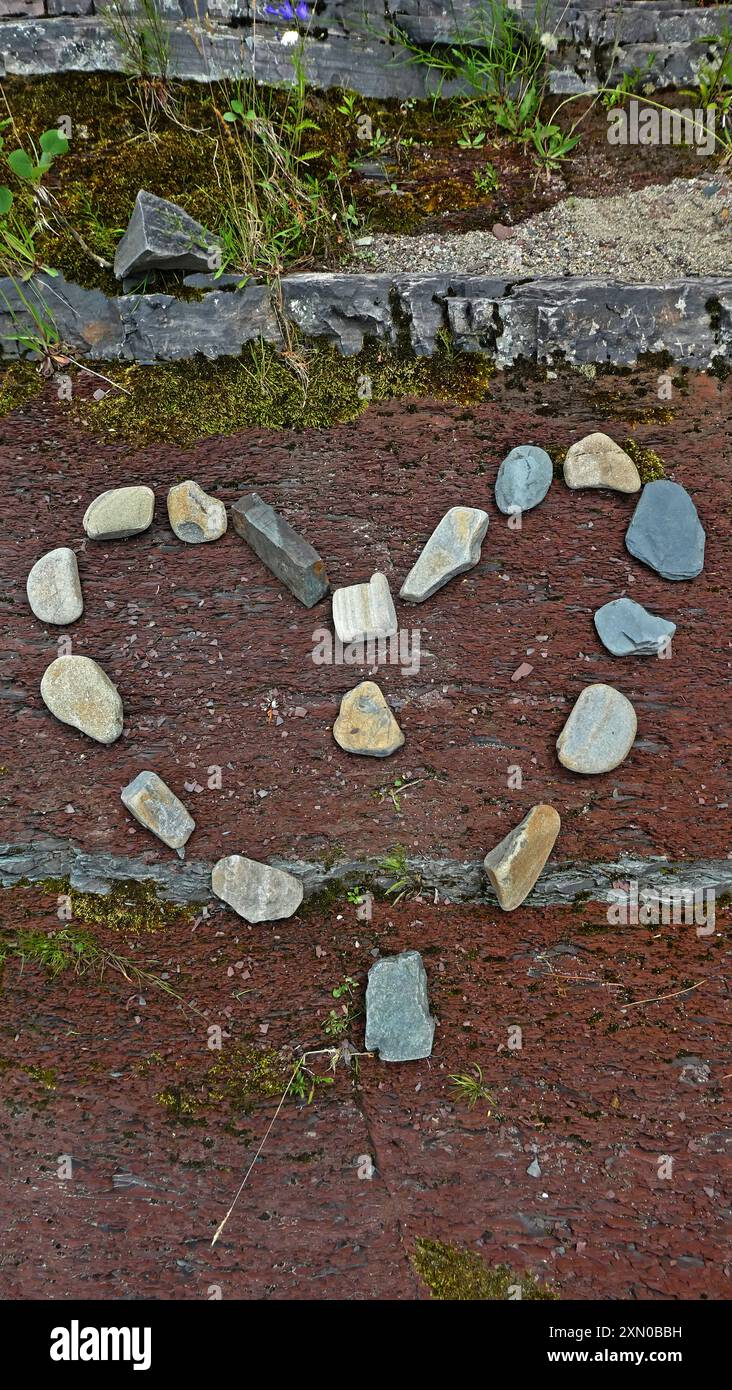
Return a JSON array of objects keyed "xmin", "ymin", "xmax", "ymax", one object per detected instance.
[{"xmin": 0, "ymin": 363, "xmax": 730, "ymax": 1299}]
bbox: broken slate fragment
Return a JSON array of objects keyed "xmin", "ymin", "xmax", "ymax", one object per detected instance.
[
  {"xmin": 483, "ymin": 803, "xmax": 561, "ymax": 911},
  {"xmin": 231, "ymin": 491, "xmax": 328, "ymax": 607},
  {"xmin": 494, "ymin": 444, "xmax": 553, "ymax": 515},
  {"xmin": 332, "ymin": 572, "xmax": 397, "ymax": 644},
  {"xmin": 114, "ymin": 190, "xmax": 222, "ymax": 281},
  {"xmin": 625, "ymin": 479, "xmax": 705, "ymax": 580},
  {"xmin": 333, "ymin": 680, "xmax": 405, "ymax": 757},
  {"xmin": 399, "ymin": 505, "xmax": 489, "ymax": 603},
  {"xmin": 594, "ymin": 596, "xmax": 676, "ymax": 656},
  {"xmin": 557, "ymin": 683, "xmax": 637, "ymax": 774},
  {"xmin": 365, "ymin": 950, "xmax": 435, "ymax": 1062},
  {"xmin": 40, "ymin": 654, "xmax": 123, "ymax": 744},
  {"xmin": 83, "ymin": 486, "xmax": 155, "ymax": 540},
  {"xmin": 167, "ymin": 480, "xmax": 227, "ymax": 544},
  {"xmin": 26, "ymin": 546, "xmax": 83, "ymax": 625},
  {"xmin": 563, "ymin": 433, "xmax": 641, "ymax": 493},
  {"xmin": 121, "ymin": 771, "xmax": 195, "ymax": 857},
  {"xmin": 211, "ymin": 855, "xmax": 303, "ymax": 923}
]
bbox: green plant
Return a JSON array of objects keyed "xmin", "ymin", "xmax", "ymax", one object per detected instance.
[
  {"xmin": 458, "ymin": 127, "xmax": 486, "ymax": 149},
  {"xmin": 323, "ymin": 976, "xmax": 359, "ymax": 1038},
  {"xmin": 0, "ymin": 117, "xmax": 69, "ymax": 277},
  {"xmin": 528, "ymin": 119, "xmax": 581, "ymax": 175},
  {"xmin": 346, "ymin": 887, "xmax": 365, "ymax": 905},
  {"xmin": 103, "ymin": 0, "xmax": 173, "ymax": 138},
  {"xmin": 449, "ymin": 1065, "xmax": 494, "ymax": 1111},
  {"xmin": 379, "ymin": 845, "xmax": 421, "ymax": 903},
  {"xmin": 473, "ymin": 160, "xmax": 499, "ymax": 194},
  {"xmin": 601, "ymin": 54, "xmax": 657, "ymax": 109}
]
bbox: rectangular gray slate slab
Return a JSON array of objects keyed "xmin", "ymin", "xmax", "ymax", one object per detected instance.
[
  {"xmin": 365, "ymin": 950, "xmax": 435, "ymax": 1062},
  {"xmin": 231, "ymin": 491, "xmax": 329, "ymax": 608}
]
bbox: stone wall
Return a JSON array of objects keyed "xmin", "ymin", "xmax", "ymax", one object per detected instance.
[{"xmin": 1, "ymin": 2, "xmax": 731, "ymax": 96}]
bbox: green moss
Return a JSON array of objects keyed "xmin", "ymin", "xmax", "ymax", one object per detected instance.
[
  {"xmin": 25, "ymin": 1064, "xmax": 57, "ymax": 1090},
  {"xmin": 622, "ymin": 437, "xmax": 666, "ymax": 482},
  {"xmin": 13, "ymin": 876, "xmax": 196, "ymax": 934},
  {"xmin": 155, "ymin": 1085, "xmax": 202, "ymax": 1121},
  {"xmin": 0, "ymin": 361, "xmax": 43, "ymax": 419},
  {"xmin": 412, "ymin": 1239, "xmax": 559, "ymax": 1300},
  {"xmin": 73, "ymin": 339, "xmax": 493, "ymax": 445},
  {"xmin": 205, "ymin": 1045, "xmax": 294, "ymax": 1113}
]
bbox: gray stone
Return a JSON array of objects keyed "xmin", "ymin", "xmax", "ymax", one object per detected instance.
[
  {"xmin": 26, "ymin": 546, "xmax": 83, "ymax": 625},
  {"xmin": 117, "ymin": 283, "xmax": 282, "ymax": 363},
  {"xmin": 332, "ymin": 572, "xmax": 397, "ymax": 645},
  {"xmin": 211, "ymin": 854, "xmax": 303, "ymax": 923},
  {"xmin": 40, "ymin": 654, "xmax": 123, "ymax": 744},
  {"xmin": 280, "ymin": 273, "xmax": 396, "ymax": 356},
  {"xmin": 625, "ymin": 479, "xmax": 705, "ymax": 580},
  {"xmin": 121, "ymin": 771, "xmax": 195, "ymax": 856},
  {"xmin": 365, "ymin": 950, "xmax": 435, "ymax": 1062},
  {"xmin": 167, "ymin": 480, "xmax": 227, "ymax": 543},
  {"xmin": 114, "ymin": 190, "xmax": 222, "ymax": 280},
  {"xmin": 231, "ymin": 491, "xmax": 329, "ymax": 607},
  {"xmin": 494, "ymin": 444, "xmax": 553, "ymax": 515},
  {"xmin": 83, "ymin": 485, "xmax": 155, "ymax": 540},
  {"xmin": 484, "ymin": 804, "xmax": 561, "ymax": 911},
  {"xmin": 557, "ymin": 683, "xmax": 637, "ymax": 775},
  {"xmin": 333, "ymin": 680, "xmax": 405, "ymax": 758},
  {"xmin": 400, "ymin": 505, "xmax": 489, "ymax": 603},
  {"xmin": 594, "ymin": 596, "xmax": 676, "ymax": 656}
]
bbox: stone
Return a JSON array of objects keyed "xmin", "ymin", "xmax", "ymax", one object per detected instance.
[
  {"xmin": 26, "ymin": 546, "xmax": 83, "ymax": 625},
  {"xmin": 114, "ymin": 190, "xmax": 222, "ymax": 281},
  {"xmin": 83, "ymin": 486, "xmax": 155, "ymax": 540},
  {"xmin": 121, "ymin": 771, "xmax": 195, "ymax": 857},
  {"xmin": 231, "ymin": 491, "xmax": 329, "ymax": 607},
  {"xmin": 332, "ymin": 572, "xmax": 397, "ymax": 645},
  {"xmin": 167, "ymin": 480, "xmax": 227, "ymax": 544},
  {"xmin": 494, "ymin": 444, "xmax": 553, "ymax": 515},
  {"xmin": 40, "ymin": 654, "xmax": 123, "ymax": 744},
  {"xmin": 364, "ymin": 950, "xmax": 435, "ymax": 1062},
  {"xmin": 399, "ymin": 506, "xmax": 489, "ymax": 603},
  {"xmin": 625, "ymin": 479, "xmax": 705, "ymax": 580},
  {"xmin": 557, "ymin": 683, "xmax": 637, "ymax": 774},
  {"xmin": 483, "ymin": 804, "xmax": 561, "ymax": 911},
  {"xmin": 333, "ymin": 680, "xmax": 405, "ymax": 758},
  {"xmin": 563, "ymin": 432, "xmax": 641, "ymax": 492},
  {"xmin": 594, "ymin": 596, "xmax": 676, "ymax": 656},
  {"xmin": 211, "ymin": 854, "xmax": 303, "ymax": 924}
]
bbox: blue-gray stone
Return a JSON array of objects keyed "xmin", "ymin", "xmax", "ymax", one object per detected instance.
[
  {"xmin": 365, "ymin": 950, "xmax": 435, "ymax": 1062},
  {"xmin": 594, "ymin": 597, "xmax": 676, "ymax": 656},
  {"xmin": 625, "ymin": 479, "xmax": 705, "ymax": 580},
  {"xmin": 231, "ymin": 491, "xmax": 329, "ymax": 608},
  {"xmin": 494, "ymin": 444, "xmax": 553, "ymax": 515},
  {"xmin": 114, "ymin": 190, "xmax": 222, "ymax": 281}
]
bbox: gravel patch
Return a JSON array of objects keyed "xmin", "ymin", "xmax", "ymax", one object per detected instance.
[{"xmin": 350, "ymin": 178, "xmax": 731, "ymax": 280}]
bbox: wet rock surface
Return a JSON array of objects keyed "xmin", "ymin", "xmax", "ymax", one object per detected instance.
[
  {"xmin": 625, "ymin": 478, "xmax": 706, "ymax": 580},
  {"xmin": 399, "ymin": 505, "xmax": 489, "ymax": 603},
  {"xmin": 365, "ymin": 950, "xmax": 435, "ymax": 1062},
  {"xmin": 26, "ymin": 546, "xmax": 83, "ymax": 625}
]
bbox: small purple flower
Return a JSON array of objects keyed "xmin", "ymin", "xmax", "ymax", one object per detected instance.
[{"xmin": 265, "ymin": 0, "xmax": 310, "ymax": 20}]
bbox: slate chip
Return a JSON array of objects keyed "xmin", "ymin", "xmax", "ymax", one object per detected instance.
[
  {"xmin": 114, "ymin": 190, "xmax": 222, "ymax": 280},
  {"xmin": 594, "ymin": 596, "xmax": 676, "ymax": 656},
  {"xmin": 231, "ymin": 491, "xmax": 329, "ymax": 607}
]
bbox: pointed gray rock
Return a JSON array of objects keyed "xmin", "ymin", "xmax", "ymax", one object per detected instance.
[
  {"xmin": 594, "ymin": 597, "xmax": 676, "ymax": 656},
  {"xmin": 365, "ymin": 951, "xmax": 435, "ymax": 1062},
  {"xmin": 211, "ymin": 854, "xmax": 303, "ymax": 923},
  {"xmin": 332, "ymin": 572, "xmax": 397, "ymax": 644},
  {"xmin": 400, "ymin": 506, "xmax": 488, "ymax": 603},
  {"xmin": 231, "ymin": 491, "xmax": 329, "ymax": 607},
  {"xmin": 121, "ymin": 771, "xmax": 195, "ymax": 857},
  {"xmin": 494, "ymin": 444, "xmax": 553, "ymax": 515},
  {"xmin": 625, "ymin": 479, "xmax": 705, "ymax": 580},
  {"xmin": 26, "ymin": 547, "xmax": 83, "ymax": 625},
  {"xmin": 114, "ymin": 190, "xmax": 222, "ymax": 280}
]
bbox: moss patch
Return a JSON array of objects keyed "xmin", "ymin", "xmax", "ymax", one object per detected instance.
[
  {"xmin": 14, "ymin": 876, "xmax": 196, "ymax": 934},
  {"xmin": 73, "ymin": 340, "xmax": 493, "ymax": 444},
  {"xmin": 622, "ymin": 437, "xmax": 666, "ymax": 482},
  {"xmin": 0, "ymin": 361, "xmax": 43, "ymax": 418},
  {"xmin": 412, "ymin": 1239, "xmax": 559, "ymax": 1300}
]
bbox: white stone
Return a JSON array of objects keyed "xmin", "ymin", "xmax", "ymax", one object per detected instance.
[
  {"xmin": 83, "ymin": 486, "xmax": 155, "ymax": 540},
  {"xmin": 40, "ymin": 654, "xmax": 123, "ymax": 744},
  {"xmin": 400, "ymin": 506, "xmax": 489, "ymax": 603},
  {"xmin": 557, "ymin": 683, "xmax": 637, "ymax": 774},
  {"xmin": 332, "ymin": 572, "xmax": 397, "ymax": 645},
  {"xmin": 211, "ymin": 855, "xmax": 303, "ymax": 923},
  {"xmin": 167, "ymin": 480, "xmax": 227, "ymax": 543},
  {"xmin": 26, "ymin": 547, "xmax": 83, "ymax": 625},
  {"xmin": 563, "ymin": 433, "xmax": 641, "ymax": 493}
]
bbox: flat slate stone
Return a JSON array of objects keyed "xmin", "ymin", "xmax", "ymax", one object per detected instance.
[
  {"xmin": 211, "ymin": 854, "xmax": 303, "ymax": 924},
  {"xmin": 564, "ymin": 432, "xmax": 641, "ymax": 492},
  {"xmin": 26, "ymin": 546, "xmax": 83, "ymax": 625},
  {"xmin": 114, "ymin": 190, "xmax": 222, "ymax": 280},
  {"xmin": 625, "ymin": 479, "xmax": 705, "ymax": 580},
  {"xmin": 594, "ymin": 596, "xmax": 676, "ymax": 656},
  {"xmin": 365, "ymin": 950, "xmax": 435, "ymax": 1062},
  {"xmin": 83, "ymin": 486, "xmax": 155, "ymax": 540},
  {"xmin": 333, "ymin": 680, "xmax": 405, "ymax": 757},
  {"xmin": 483, "ymin": 804, "xmax": 561, "ymax": 911},
  {"xmin": 557, "ymin": 682, "xmax": 637, "ymax": 774},
  {"xmin": 399, "ymin": 505, "xmax": 489, "ymax": 603},
  {"xmin": 332, "ymin": 571, "xmax": 397, "ymax": 644},
  {"xmin": 231, "ymin": 491, "xmax": 329, "ymax": 607},
  {"xmin": 167, "ymin": 480, "xmax": 227, "ymax": 544},
  {"xmin": 121, "ymin": 771, "xmax": 195, "ymax": 857},
  {"xmin": 40, "ymin": 654, "xmax": 123, "ymax": 745},
  {"xmin": 494, "ymin": 444, "xmax": 553, "ymax": 515}
]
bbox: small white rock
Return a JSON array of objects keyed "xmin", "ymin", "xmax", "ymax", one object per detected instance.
[
  {"xmin": 83, "ymin": 486, "xmax": 155, "ymax": 540},
  {"xmin": 332, "ymin": 572, "xmax": 397, "ymax": 645},
  {"xmin": 26, "ymin": 547, "xmax": 83, "ymax": 625}
]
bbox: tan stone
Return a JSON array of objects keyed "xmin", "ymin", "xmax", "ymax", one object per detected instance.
[
  {"xmin": 121, "ymin": 771, "xmax": 195, "ymax": 855},
  {"xmin": 83, "ymin": 485, "xmax": 155, "ymax": 539},
  {"xmin": 563, "ymin": 433, "xmax": 641, "ymax": 493},
  {"xmin": 40, "ymin": 654, "xmax": 123, "ymax": 744},
  {"xmin": 167, "ymin": 480, "xmax": 227, "ymax": 543},
  {"xmin": 211, "ymin": 855, "xmax": 303, "ymax": 923},
  {"xmin": 484, "ymin": 804, "xmax": 561, "ymax": 911},
  {"xmin": 333, "ymin": 680, "xmax": 405, "ymax": 758}
]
